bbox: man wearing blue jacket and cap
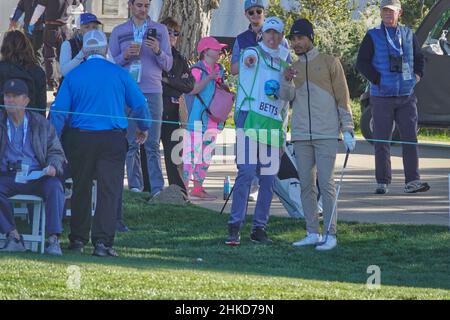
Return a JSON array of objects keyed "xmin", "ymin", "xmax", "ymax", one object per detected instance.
[{"xmin": 51, "ymin": 30, "xmax": 151, "ymax": 257}]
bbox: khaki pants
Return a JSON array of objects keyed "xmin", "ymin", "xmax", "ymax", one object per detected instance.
[{"xmin": 294, "ymin": 140, "xmax": 338, "ymax": 235}]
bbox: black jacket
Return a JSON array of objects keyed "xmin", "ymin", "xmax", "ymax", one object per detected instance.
[
  {"xmin": 162, "ymin": 47, "xmax": 195, "ymax": 98},
  {"xmin": 0, "ymin": 61, "xmax": 47, "ymax": 116}
]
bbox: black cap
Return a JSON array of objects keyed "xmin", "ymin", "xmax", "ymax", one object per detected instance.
[
  {"xmin": 289, "ymin": 18, "xmax": 314, "ymax": 43},
  {"xmin": 3, "ymin": 79, "xmax": 29, "ymax": 96}
]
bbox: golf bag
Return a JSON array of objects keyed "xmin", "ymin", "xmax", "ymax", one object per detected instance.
[{"xmin": 273, "ymin": 143, "xmax": 305, "ymax": 219}]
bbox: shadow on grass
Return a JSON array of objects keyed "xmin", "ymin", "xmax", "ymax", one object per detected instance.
[{"xmin": 1, "ymin": 192, "xmax": 449, "ymax": 292}]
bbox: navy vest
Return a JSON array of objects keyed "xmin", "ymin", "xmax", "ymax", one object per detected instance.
[{"xmin": 368, "ymin": 24, "xmax": 416, "ymax": 97}]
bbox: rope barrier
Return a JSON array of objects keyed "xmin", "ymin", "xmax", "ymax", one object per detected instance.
[{"xmin": 1, "ymin": 104, "xmax": 449, "ymax": 148}]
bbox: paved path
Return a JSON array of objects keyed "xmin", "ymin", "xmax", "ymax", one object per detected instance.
[{"xmin": 188, "ymin": 129, "xmax": 450, "ymax": 227}]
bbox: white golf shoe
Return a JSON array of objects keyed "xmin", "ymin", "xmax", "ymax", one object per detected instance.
[
  {"xmin": 315, "ymin": 235, "xmax": 337, "ymax": 251},
  {"xmin": 292, "ymin": 233, "xmax": 322, "ymax": 247}
]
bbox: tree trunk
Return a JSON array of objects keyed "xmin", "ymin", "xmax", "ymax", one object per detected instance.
[{"xmin": 159, "ymin": 0, "xmax": 221, "ymax": 60}]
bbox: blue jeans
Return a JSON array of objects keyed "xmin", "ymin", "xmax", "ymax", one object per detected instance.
[
  {"xmin": 0, "ymin": 175, "xmax": 64, "ymax": 235},
  {"xmin": 229, "ymin": 111, "xmax": 279, "ymax": 231},
  {"xmin": 126, "ymin": 93, "xmax": 164, "ymax": 195}
]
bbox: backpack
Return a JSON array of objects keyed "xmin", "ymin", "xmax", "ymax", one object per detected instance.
[
  {"xmin": 0, "ymin": 61, "xmax": 36, "ymax": 108},
  {"xmin": 189, "ymin": 63, "xmax": 234, "ymax": 124}
]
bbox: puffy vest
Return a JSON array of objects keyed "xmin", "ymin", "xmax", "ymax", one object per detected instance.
[{"xmin": 368, "ymin": 24, "xmax": 416, "ymax": 97}]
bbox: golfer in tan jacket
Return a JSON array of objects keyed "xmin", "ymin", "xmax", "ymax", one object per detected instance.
[{"xmin": 281, "ymin": 19, "xmax": 355, "ymax": 251}]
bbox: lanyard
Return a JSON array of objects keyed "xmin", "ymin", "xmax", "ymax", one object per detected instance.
[
  {"xmin": 384, "ymin": 25, "xmax": 403, "ymax": 55},
  {"xmin": 132, "ymin": 19, "xmax": 148, "ymax": 43},
  {"xmin": 7, "ymin": 113, "xmax": 28, "ymax": 146}
]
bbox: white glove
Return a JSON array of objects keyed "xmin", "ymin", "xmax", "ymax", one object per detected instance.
[{"xmin": 343, "ymin": 131, "xmax": 355, "ymax": 152}]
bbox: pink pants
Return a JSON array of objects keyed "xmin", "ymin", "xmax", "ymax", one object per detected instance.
[{"xmin": 183, "ymin": 121, "xmax": 219, "ymax": 188}]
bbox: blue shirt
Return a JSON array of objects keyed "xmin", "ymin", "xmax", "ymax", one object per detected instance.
[
  {"xmin": 51, "ymin": 57, "xmax": 151, "ymax": 136},
  {"xmin": 1, "ymin": 114, "xmax": 40, "ymax": 172}
]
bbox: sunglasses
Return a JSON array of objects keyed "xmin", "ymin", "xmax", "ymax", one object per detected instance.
[
  {"xmin": 168, "ymin": 29, "xmax": 180, "ymax": 37},
  {"xmin": 247, "ymin": 9, "xmax": 263, "ymax": 16}
]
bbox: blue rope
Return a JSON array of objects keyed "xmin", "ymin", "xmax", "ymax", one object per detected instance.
[{"xmin": 1, "ymin": 104, "xmax": 449, "ymax": 148}]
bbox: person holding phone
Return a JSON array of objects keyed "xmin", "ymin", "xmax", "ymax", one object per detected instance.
[{"xmin": 110, "ymin": 0, "xmax": 173, "ymax": 199}]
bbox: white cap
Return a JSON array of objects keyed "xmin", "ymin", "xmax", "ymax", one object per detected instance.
[
  {"xmin": 83, "ymin": 30, "xmax": 108, "ymax": 52},
  {"xmin": 262, "ymin": 17, "xmax": 284, "ymax": 33}
]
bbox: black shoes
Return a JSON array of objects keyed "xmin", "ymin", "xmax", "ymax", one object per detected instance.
[
  {"xmin": 375, "ymin": 183, "xmax": 389, "ymax": 194},
  {"xmin": 225, "ymin": 223, "xmax": 241, "ymax": 246},
  {"xmin": 68, "ymin": 240, "xmax": 118, "ymax": 257},
  {"xmin": 250, "ymin": 227, "xmax": 273, "ymax": 245},
  {"xmin": 68, "ymin": 240, "xmax": 85, "ymax": 254},
  {"xmin": 93, "ymin": 243, "xmax": 119, "ymax": 257}
]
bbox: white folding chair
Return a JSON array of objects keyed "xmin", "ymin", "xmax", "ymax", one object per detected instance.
[{"xmin": 0, "ymin": 195, "xmax": 46, "ymax": 253}]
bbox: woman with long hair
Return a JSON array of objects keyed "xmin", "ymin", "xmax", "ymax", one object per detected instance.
[{"xmin": 0, "ymin": 30, "xmax": 47, "ymax": 116}]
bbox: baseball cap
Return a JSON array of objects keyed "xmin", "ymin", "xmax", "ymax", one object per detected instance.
[
  {"xmin": 245, "ymin": 0, "xmax": 265, "ymax": 11},
  {"xmin": 197, "ymin": 37, "xmax": 228, "ymax": 54},
  {"xmin": 380, "ymin": 0, "xmax": 402, "ymax": 11},
  {"xmin": 262, "ymin": 17, "xmax": 284, "ymax": 33},
  {"xmin": 289, "ymin": 18, "xmax": 314, "ymax": 43},
  {"xmin": 80, "ymin": 13, "xmax": 102, "ymax": 26},
  {"xmin": 83, "ymin": 30, "xmax": 108, "ymax": 52},
  {"xmin": 3, "ymin": 79, "xmax": 28, "ymax": 96}
]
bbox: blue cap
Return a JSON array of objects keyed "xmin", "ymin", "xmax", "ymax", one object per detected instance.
[
  {"xmin": 245, "ymin": 0, "xmax": 265, "ymax": 11},
  {"xmin": 80, "ymin": 13, "xmax": 101, "ymax": 26},
  {"xmin": 3, "ymin": 79, "xmax": 28, "ymax": 96}
]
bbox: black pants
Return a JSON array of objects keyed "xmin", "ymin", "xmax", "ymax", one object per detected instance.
[
  {"xmin": 64, "ymin": 129, "xmax": 127, "ymax": 247},
  {"xmin": 161, "ymin": 96, "xmax": 186, "ymax": 195},
  {"xmin": 43, "ymin": 24, "xmax": 70, "ymax": 87}
]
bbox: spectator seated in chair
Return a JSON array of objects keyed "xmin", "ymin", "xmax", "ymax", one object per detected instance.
[{"xmin": 0, "ymin": 79, "xmax": 66, "ymax": 255}]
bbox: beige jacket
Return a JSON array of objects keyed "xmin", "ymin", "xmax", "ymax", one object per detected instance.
[{"xmin": 281, "ymin": 48, "xmax": 354, "ymax": 141}]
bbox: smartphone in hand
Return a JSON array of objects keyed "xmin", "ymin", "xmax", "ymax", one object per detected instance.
[{"xmin": 147, "ymin": 28, "xmax": 157, "ymax": 39}]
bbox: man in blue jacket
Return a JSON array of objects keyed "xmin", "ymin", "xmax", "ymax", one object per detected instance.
[
  {"xmin": 356, "ymin": 0, "xmax": 430, "ymax": 195},
  {"xmin": 51, "ymin": 30, "xmax": 151, "ymax": 257}
]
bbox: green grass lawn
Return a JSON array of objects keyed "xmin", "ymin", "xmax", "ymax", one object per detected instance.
[{"xmin": 0, "ymin": 191, "xmax": 449, "ymax": 300}]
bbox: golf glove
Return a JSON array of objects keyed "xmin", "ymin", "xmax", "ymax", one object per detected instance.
[{"xmin": 343, "ymin": 131, "xmax": 355, "ymax": 152}]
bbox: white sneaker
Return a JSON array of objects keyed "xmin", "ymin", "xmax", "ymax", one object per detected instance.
[
  {"xmin": 316, "ymin": 235, "xmax": 337, "ymax": 251},
  {"xmin": 248, "ymin": 191, "xmax": 258, "ymax": 202},
  {"xmin": 292, "ymin": 233, "xmax": 322, "ymax": 247},
  {"xmin": 130, "ymin": 188, "xmax": 141, "ymax": 193}
]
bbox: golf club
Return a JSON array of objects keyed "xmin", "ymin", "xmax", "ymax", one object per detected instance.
[
  {"xmin": 220, "ymin": 184, "xmax": 235, "ymax": 214},
  {"xmin": 316, "ymin": 150, "xmax": 350, "ymax": 246}
]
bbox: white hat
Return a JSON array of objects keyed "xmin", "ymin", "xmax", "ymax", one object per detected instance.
[
  {"xmin": 262, "ymin": 17, "xmax": 284, "ymax": 33},
  {"xmin": 83, "ymin": 30, "xmax": 108, "ymax": 52}
]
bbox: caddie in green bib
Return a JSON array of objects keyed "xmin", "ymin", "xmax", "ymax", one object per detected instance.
[{"xmin": 236, "ymin": 32, "xmax": 290, "ymax": 147}]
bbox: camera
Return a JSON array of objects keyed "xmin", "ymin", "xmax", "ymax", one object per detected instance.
[
  {"xmin": 389, "ymin": 55, "xmax": 403, "ymax": 73},
  {"xmin": 147, "ymin": 28, "xmax": 157, "ymax": 39},
  {"xmin": 7, "ymin": 160, "xmax": 22, "ymax": 172}
]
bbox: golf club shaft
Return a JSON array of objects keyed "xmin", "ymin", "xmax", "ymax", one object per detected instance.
[
  {"xmin": 323, "ymin": 150, "xmax": 350, "ymax": 239},
  {"xmin": 220, "ymin": 184, "xmax": 235, "ymax": 214}
]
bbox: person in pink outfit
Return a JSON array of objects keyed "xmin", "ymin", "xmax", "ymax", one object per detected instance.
[{"xmin": 183, "ymin": 37, "xmax": 228, "ymax": 200}]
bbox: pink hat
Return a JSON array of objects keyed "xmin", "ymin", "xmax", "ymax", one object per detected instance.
[{"xmin": 197, "ymin": 36, "xmax": 228, "ymax": 54}]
